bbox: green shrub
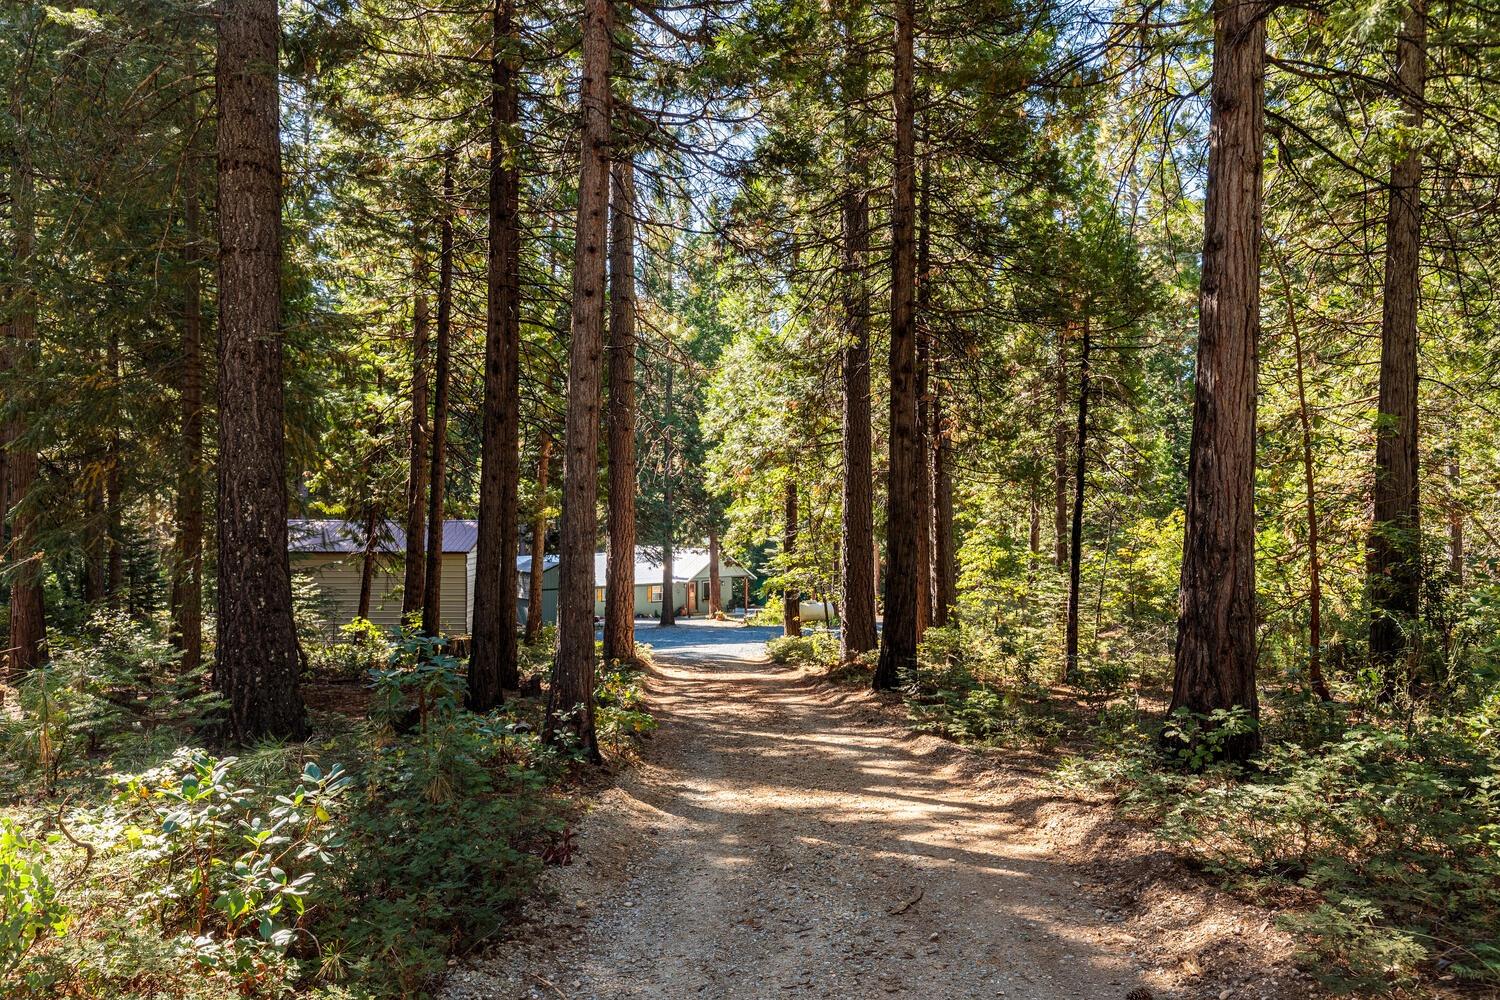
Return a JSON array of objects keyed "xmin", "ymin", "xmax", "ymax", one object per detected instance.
[
  {"xmin": 1157, "ymin": 723, "xmax": 1500, "ymax": 989},
  {"xmin": 0, "ymin": 615, "xmax": 598, "ymax": 1000},
  {"xmin": 0, "ymin": 819, "xmax": 68, "ymax": 988},
  {"xmin": 3, "ymin": 749, "xmax": 350, "ymax": 999},
  {"xmin": 766, "ymin": 629, "xmax": 837, "ymax": 666},
  {"xmin": 111, "ymin": 752, "xmax": 350, "ymax": 975},
  {"xmin": 746, "ymin": 605, "xmax": 783, "ymax": 627},
  {"xmin": 307, "ymin": 618, "xmax": 392, "ymax": 682},
  {"xmin": 1, "ymin": 611, "xmax": 219, "ymax": 792},
  {"xmin": 905, "ymin": 661, "xmax": 1069, "ymax": 750},
  {"xmin": 322, "ymin": 718, "xmax": 556, "ymax": 993},
  {"xmin": 1064, "ymin": 707, "xmax": 1500, "ymax": 993},
  {"xmin": 596, "ymin": 661, "xmax": 657, "ymax": 748}
]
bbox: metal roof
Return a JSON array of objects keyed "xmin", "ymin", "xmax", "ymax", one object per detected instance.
[
  {"xmin": 518, "ymin": 546, "xmax": 754, "ymax": 587},
  {"xmin": 288, "ymin": 518, "xmax": 480, "ymax": 555}
]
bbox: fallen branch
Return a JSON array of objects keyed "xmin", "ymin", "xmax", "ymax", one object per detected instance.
[{"xmin": 529, "ymin": 971, "xmax": 572, "ymax": 1000}]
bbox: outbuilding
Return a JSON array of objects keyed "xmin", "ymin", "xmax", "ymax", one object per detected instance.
[
  {"xmin": 517, "ymin": 546, "xmax": 754, "ymax": 624},
  {"xmin": 288, "ymin": 519, "xmax": 476, "ymax": 635}
]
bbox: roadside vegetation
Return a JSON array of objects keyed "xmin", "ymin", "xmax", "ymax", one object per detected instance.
[
  {"xmin": 0, "ymin": 609, "xmax": 654, "ymax": 999},
  {"xmin": 767, "ymin": 598, "xmax": 1500, "ymax": 993}
]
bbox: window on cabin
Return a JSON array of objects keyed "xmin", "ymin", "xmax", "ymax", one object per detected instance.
[
  {"xmin": 595, "ymin": 587, "xmax": 605, "ymax": 602},
  {"xmin": 648, "ymin": 584, "xmax": 663, "ymax": 603}
]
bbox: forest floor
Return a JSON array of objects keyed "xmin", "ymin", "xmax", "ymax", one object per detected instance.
[{"xmin": 443, "ymin": 619, "xmax": 1322, "ymax": 1000}]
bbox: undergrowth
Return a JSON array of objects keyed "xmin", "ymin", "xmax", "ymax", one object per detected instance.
[
  {"xmin": 0, "ymin": 613, "xmax": 654, "ymax": 999},
  {"xmin": 809, "ymin": 611, "xmax": 1500, "ymax": 993}
]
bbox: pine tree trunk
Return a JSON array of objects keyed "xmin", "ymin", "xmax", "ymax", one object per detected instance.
[
  {"xmin": 470, "ymin": 0, "xmax": 523, "ymax": 708},
  {"xmin": 1369, "ymin": 0, "xmax": 1426, "ymax": 686},
  {"xmin": 660, "ymin": 365, "xmax": 676, "ymax": 627},
  {"xmin": 1168, "ymin": 0, "xmax": 1265, "ymax": 763},
  {"xmin": 783, "ymin": 479, "xmax": 802, "ymax": 638},
  {"xmin": 1065, "ymin": 318, "xmax": 1091, "ymax": 682},
  {"xmin": 213, "ymin": 0, "xmax": 305, "ymax": 741},
  {"xmin": 914, "ymin": 149, "xmax": 932, "ymax": 639},
  {"xmin": 840, "ymin": 184, "xmax": 878, "ymax": 660},
  {"xmin": 106, "ymin": 329, "xmax": 124, "ymax": 605},
  {"xmin": 402, "ymin": 254, "xmax": 431, "ymax": 621},
  {"xmin": 605, "ymin": 158, "xmax": 638, "ymax": 661},
  {"xmin": 544, "ymin": 0, "xmax": 611, "ymax": 760},
  {"xmin": 708, "ymin": 525, "xmax": 722, "ymax": 615},
  {"xmin": 525, "ymin": 431, "xmax": 552, "ymax": 645},
  {"xmin": 423, "ymin": 156, "xmax": 454, "ymax": 638},
  {"xmin": 1448, "ymin": 456, "xmax": 1463, "ymax": 585},
  {"xmin": 4, "ymin": 103, "xmax": 45, "ymax": 678},
  {"xmin": 170, "ymin": 148, "xmax": 205, "ymax": 672},
  {"xmin": 1053, "ymin": 327, "xmax": 1069, "ymax": 568},
  {"xmin": 85, "ymin": 477, "xmax": 107, "ymax": 605},
  {"xmin": 1028, "ymin": 478, "xmax": 1041, "ymax": 558},
  {"xmin": 933, "ymin": 385, "xmax": 956, "ymax": 625},
  {"xmin": 1278, "ymin": 259, "xmax": 1330, "ymax": 701},
  {"xmin": 874, "ymin": 0, "xmax": 918, "ymax": 690},
  {"xmin": 357, "ymin": 501, "xmax": 379, "ymax": 620}
]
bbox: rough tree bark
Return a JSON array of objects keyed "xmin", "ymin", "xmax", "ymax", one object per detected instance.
[
  {"xmin": 914, "ymin": 150, "xmax": 932, "ymax": 638},
  {"xmin": 906, "ymin": 148, "xmax": 930, "ymax": 638},
  {"xmin": 401, "ymin": 253, "xmax": 430, "ymax": 621},
  {"xmin": 605, "ymin": 157, "xmax": 638, "ymax": 662},
  {"xmin": 106, "ymin": 329, "xmax": 124, "ymax": 604},
  {"xmin": 874, "ymin": 0, "xmax": 918, "ymax": 690},
  {"xmin": 1064, "ymin": 317, "xmax": 1090, "ymax": 682},
  {"xmin": 170, "ymin": 144, "xmax": 205, "ymax": 672},
  {"xmin": 1053, "ymin": 327, "xmax": 1069, "ymax": 568},
  {"xmin": 525, "ymin": 431, "xmax": 552, "ymax": 645},
  {"xmin": 1368, "ymin": 0, "xmax": 1426, "ymax": 685},
  {"xmin": 214, "ymin": 0, "xmax": 305, "ymax": 741},
  {"xmin": 840, "ymin": 183, "xmax": 878, "ymax": 660},
  {"xmin": 85, "ymin": 480, "xmax": 107, "ymax": 605},
  {"xmin": 544, "ymin": 0, "xmax": 611, "ymax": 760},
  {"xmin": 422, "ymin": 156, "xmax": 454, "ymax": 638},
  {"xmin": 783, "ymin": 479, "xmax": 802, "ymax": 638},
  {"xmin": 708, "ymin": 525, "xmax": 722, "ymax": 616},
  {"xmin": 660, "ymin": 364, "xmax": 676, "ymax": 627},
  {"xmin": 4, "ymin": 88, "xmax": 45, "ymax": 677},
  {"xmin": 470, "ymin": 0, "xmax": 523, "ymax": 709},
  {"xmin": 932, "ymin": 384, "xmax": 956, "ymax": 625},
  {"xmin": 1168, "ymin": 0, "xmax": 1265, "ymax": 762}
]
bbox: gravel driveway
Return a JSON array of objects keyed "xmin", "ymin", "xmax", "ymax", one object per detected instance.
[{"xmin": 442, "ymin": 618, "xmax": 1181, "ymax": 1000}]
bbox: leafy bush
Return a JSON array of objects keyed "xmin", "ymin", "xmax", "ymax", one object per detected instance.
[
  {"xmin": 0, "ymin": 819, "xmax": 68, "ymax": 988},
  {"xmin": 3, "ymin": 749, "xmax": 349, "ymax": 999},
  {"xmin": 308, "ymin": 618, "xmax": 392, "ymax": 682},
  {"xmin": 110, "ymin": 752, "xmax": 351, "ymax": 976},
  {"xmin": 746, "ymin": 605, "xmax": 784, "ymax": 627},
  {"xmin": 323, "ymin": 715, "xmax": 556, "ymax": 993},
  {"xmin": 595, "ymin": 661, "xmax": 657, "ymax": 748},
  {"xmin": 766, "ymin": 628, "xmax": 837, "ymax": 666},
  {"xmin": 519, "ymin": 623, "xmax": 557, "ymax": 678},
  {"xmin": 371, "ymin": 629, "xmax": 466, "ymax": 730},
  {"xmin": 1, "ymin": 612, "xmax": 629, "ymax": 999},
  {"xmin": 905, "ymin": 661, "xmax": 1069, "ymax": 750}
]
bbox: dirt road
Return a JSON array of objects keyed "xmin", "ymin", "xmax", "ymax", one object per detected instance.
[{"xmin": 445, "ymin": 620, "xmax": 1308, "ymax": 1000}]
